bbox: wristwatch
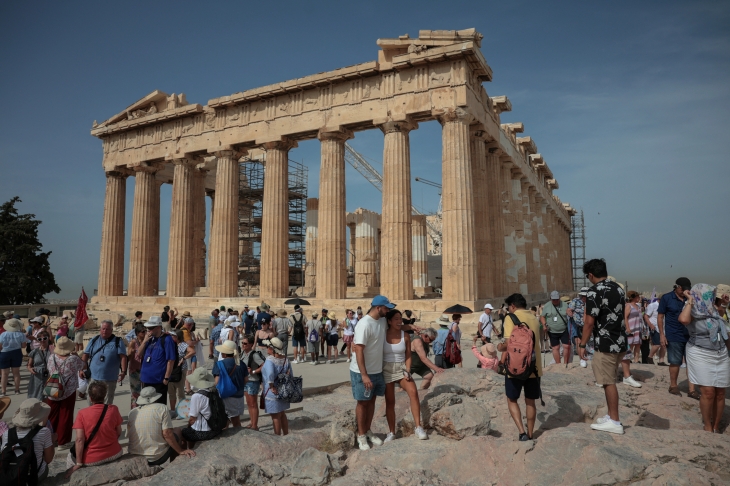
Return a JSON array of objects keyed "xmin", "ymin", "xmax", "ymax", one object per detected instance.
[{"xmin": 579, "ymin": 344, "xmax": 586, "ymax": 349}]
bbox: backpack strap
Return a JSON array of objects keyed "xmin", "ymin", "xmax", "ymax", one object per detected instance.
[
  {"xmin": 8, "ymin": 426, "xmax": 18, "ymax": 447},
  {"xmin": 507, "ymin": 313, "xmax": 523, "ymax": 328}
]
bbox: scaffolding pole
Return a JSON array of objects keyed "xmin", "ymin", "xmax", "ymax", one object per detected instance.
[{"xmin": 571, "ymin": 209, "xmax": 587, "ymax": 291}]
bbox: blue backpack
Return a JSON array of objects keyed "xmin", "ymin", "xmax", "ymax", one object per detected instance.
[{"xmin": 215, "ymin": 361, "xmax": 238, "ymax": 399}]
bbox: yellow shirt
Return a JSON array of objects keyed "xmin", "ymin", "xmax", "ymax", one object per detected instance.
[{"xmin": 502, "ymin": 309, "xmax": 542, "ymax": 378}]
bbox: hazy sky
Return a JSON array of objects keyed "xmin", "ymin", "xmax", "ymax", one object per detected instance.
[{"xmin": 1, "ymin": 1, "xmax": 728, "ymax": 299}]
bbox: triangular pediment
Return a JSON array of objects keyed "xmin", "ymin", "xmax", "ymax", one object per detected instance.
[{"xmin": 97, "ymin": 90, "xmax": 169, "ymax": 128}]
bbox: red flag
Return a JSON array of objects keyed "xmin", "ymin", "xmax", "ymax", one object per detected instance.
[{"xmin": 74, "ymin": 287, "xmax": 89, "ymax": 329}]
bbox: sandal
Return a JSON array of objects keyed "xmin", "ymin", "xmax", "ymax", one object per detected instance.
[
  {"xmin": 687, "ymin": 390, "xmax": 701, "ymax": 400},
  {"xmin": 668, "ymin": 386, "xmax": 682, "ymax": 397}
]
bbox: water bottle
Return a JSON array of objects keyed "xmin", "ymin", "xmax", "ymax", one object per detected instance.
[{"xmin": 364, "ymin": 386, "xmax": 372, "ymax": 399}]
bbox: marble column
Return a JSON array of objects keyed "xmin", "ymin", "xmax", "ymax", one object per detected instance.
[
  {"xmin": 128, "ymin": 167, "xmax": 160, "ymax": 296},
  {"xmin": 209, "ymin": 150, "xmax": 241, "ymax": 298},
  {"xmin": 521, "ymin": 179, "xmax": 535, "ymax": 295},
  {"xmin": 378, "ymin": 119, "xmax": 416, "ymax": 301},
  {"xmin": 485, "ymin": 147, "xmax": 505, "ymax": 297},
  {"xmin": 167, "ymin": 158, "xmax": 196, "ymax": 297},
  {"xmin": 192, "ymin": 168, "xmax": 207, "ymax": 289},
  {"xmin": 260, "ymin": 140, "xmax": 296, "ymax": 298},
  {"xmin": 510, "ymin": 170, "xmax": 527, "ymax": 295},
  {"xmin": 545, "ymin": 209, "xmax": 556, "ymax": 291},
  {"xmin": 316, "ymin": 128, "xmax": 351, "ymax": 299},
  {"xmin": 348, "ymin": 222, "xmax": 357, "ymax": 271},
  {"xmin": 470, "ymin": 129, "xmax": 490, "ymax": 299},
  {"xmin": 98, "ymin": 170, "xmax": 127, "ymax": 297},
  {"xmin": 303, "ymin": 198, "xmax": 319, "ymax": 294},
  {"xmin": 206, "ymin": 190, "xmax": 215, "ymax": 288},
  {"xmin": 439, "ymin": 109, "xmax": 477, "ymax": 302},
  {"xmin": 501, "ymin": 159, "xmax": 519, "ymax": 294},
  {"xmin": 412, "ymin": 214, "xmax": 430, "ymax": 296},
  {"xmin": 531, "ymin": 191, "xmax": 546, "ymax": 293},
  {"xmin": 354, "ymin": 208, "xmax": 380, "ymax": 295}
]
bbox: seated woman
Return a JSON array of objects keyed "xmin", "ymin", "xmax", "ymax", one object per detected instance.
[
  {"xmin": 679, "ymin": 284, "xmax": 730, "ymax": 433},
  {"xmin": 65, "ymin": 382, "xmax": 123, "ymax": 477},
  {"xmin": 0, "ymin": 398, "xmax": 54, "ymax": 483},
  {"xmin": 382, "ymin": 309, "xmax": 428, "ymax": 443},
  {"xmin": 182, "ymin": 368, "xmax": 223, "ymax": 443},
  {"xmin": 261, "ymin": 337, "xmax": 290, "ymax": 436},
  {"xmin": 471, "ymin": 336, "xmax": 499, "ymax": 371}
]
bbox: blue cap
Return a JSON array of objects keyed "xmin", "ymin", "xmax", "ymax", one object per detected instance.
[{"xmin": 371, "ymin": 295, "xmax": 396, "ymax": 309}]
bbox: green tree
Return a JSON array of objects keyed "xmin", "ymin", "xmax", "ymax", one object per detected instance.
[{"xmin": 0, "ymin": 197, "xmax": 60, "ymax": 304}]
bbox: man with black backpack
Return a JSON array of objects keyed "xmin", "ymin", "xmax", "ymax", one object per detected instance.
[
  {"xmin": 182, "ymin": 368, "xmax": 227, "ymax": 443},
  {"xmin": 497, "ymin": 293, "xmax": 543, "ymax": 442},
  {"xmin": 289, "ymin": 305, "xmax": 306, "ymax": 363}
]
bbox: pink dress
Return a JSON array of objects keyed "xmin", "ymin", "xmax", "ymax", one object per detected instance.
[{"xmin": 471, "ymin": 346, "xmax": 499, "ymax": 371}]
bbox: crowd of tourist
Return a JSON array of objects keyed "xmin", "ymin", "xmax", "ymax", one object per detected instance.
[{"xmin": 0, "ymin": 262, "xmax": 727, "ymax": 482}]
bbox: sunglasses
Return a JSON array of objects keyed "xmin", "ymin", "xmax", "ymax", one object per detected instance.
[
  {"xmin": 242, "ymin": 342, "xmax": 252, "ymax": 346},
  {"xmin": 38, "ymin": 337, "xmax": 49, "ymax": 342}
]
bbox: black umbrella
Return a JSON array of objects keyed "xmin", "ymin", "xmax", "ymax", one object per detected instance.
[
  {"xmin": 442, "ymin": 304, "xmax": 473, "ymax": 315},
  {"xmin": 284, "ymin": 298, "xmax": 311, "ymax": 306}
]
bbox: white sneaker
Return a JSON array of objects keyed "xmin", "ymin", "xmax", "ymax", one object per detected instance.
[
  {"xmin": 623, "ymin": 376, "xmax": 642, "ymax": 388},
  {"xmin": 293, "ymin": 358, "xmax": 299, "ymax": 364},
  {"xmin": 590, "ymin": 420, "xmax": 624, "ymax": 434},
  {"xmin": 680, "ymin": 363, "xmax": 687, "ymax": 369},
  {"xmin": 595, "ymin": 414, "xmax": 611, "ymax": 424},
  {"xmin": 415, "ymin": 426, "xmax": 428, "ymax": 440},
  {"xmin": 346, "ymin": 358, "xmax": 351, "ymax": 363},
  {"xmin": 366, "ymin": 430, "xmax": 383, "ymax": 446},
  {"xmin": 310, "ymin": 360, "xmax": 317, "ymax": 366},
  {"xmin": 384, "ymin": 432, "xmax": 395, "ymax": 443},
  {"xmin": 357, "ymin": 435, "xmax": 370, "ymax": 451},
  {"xmin": 579, "ymin": 359, "xmax": 587, "ymax": 368},
  {"xmin": 331, "ymin": 359, "xmax": 337, "ymax": 364},
  {"xmin": 326, "ymin": 360, "xmax": 331, "ymax": 364},
  {"xmin": 595, "ymin": 382, "xmax": 603, "ymax": 387}
]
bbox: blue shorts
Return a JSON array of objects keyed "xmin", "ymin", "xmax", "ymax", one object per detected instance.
[
  {"xmin": 291, "ymin": 337, "xmax": 306, "ymax": 348},
  {"xmin": 505, "ymin": 376, "xmax": 541, "ymax": 400},
  {"xmin": 191, "ymin": 356, "xmax": 197, "ymax": 363},
  {"xmin": 666, "ymin": 341, "xmax": 686, "ymax": 365},
  {"xmin": 0, "ymin": 349, "xmax": 23, "ymax": 369},
  {"xmin": 350, "ymin": 370, "xmax": 385, "ymax": 401},
  {"xmin": 244, "ymin": 380, "xmax": 261, "ymax": 396},
  {"xmin": 650, "ymin": 330, "xmax": 661, "ymax": 346}
]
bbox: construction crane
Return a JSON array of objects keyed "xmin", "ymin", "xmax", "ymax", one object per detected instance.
[{"xmin": 343, "ymin": 142, "xmax": 442, "ymax": 254}]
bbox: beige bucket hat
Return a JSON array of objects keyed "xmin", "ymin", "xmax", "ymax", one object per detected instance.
[
  {"xmin": 12, "ymin": 398, "xmax": 51, "ymax": 428},
  {"xmin": 54, "ymin": 337, "xmax": 75, "ymax": 356},
  {"xmin": 188, "ymin": 368, "xmax": 216, "ymax": 390},
  {"xmin": 3, "ymin": 318, "xmax": 23, "ymax": 333},
  {"xmin": 137, "ymin": 386, "xmax": 162, "ymax": 406},
  {"xmin": 262, "ymin": 337, "xmax": 285, "ymax": 352}
]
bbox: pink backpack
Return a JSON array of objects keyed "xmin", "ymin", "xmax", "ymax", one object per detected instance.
[{"xmin": 501, "ymin": 314, "xmax": 535, "ymax": 380}]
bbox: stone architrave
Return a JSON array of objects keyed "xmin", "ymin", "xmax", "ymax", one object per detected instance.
[
  {"xmin": 470, "ymin": 129, "xmax": 491, "ymax": 299},
  {"xmin": 485, "ymin": 145, "xmax": 505, "ymax": 298},
  {"xmin": 439, "ymin": 108, "xmax": 477, "ymax": 302},
  {"xmin": 376, "ymin": 118, "xmax": 416, "ymax": 301},
  {"xmin": 192, "ymin": 167, "xmax": 207, "ymax": 290},
  {"xmin": 98, "ymin": 170, "xmax": 127, "ymax": 297},
  {"xmin": 302, "ymin": 197, "xmax": 319, "ymax": 296},
  {"xmin": 167, "ymin": 158, "xmax": 197, "ymax": 297},
  {"xmin": 260, "ymin": 140, "xmax": 296, "ymax": 298},
  {"xmin": 129, "ymin": 166, "xmax": 160, "ymax": 296},
  {"xmin": 351, "ymin": 208, "xmax": 380, "ymax": 298},
  {"xmin": 411, "ymin": 214, "xmax": 431, "ymax": 297},
  {"xmin": 209, "ymin": 150, "xmax": 242, "ymax": 298},
  {"xmin": 316, "ymin": 128, "xmax": 352, "ymax": 300}
]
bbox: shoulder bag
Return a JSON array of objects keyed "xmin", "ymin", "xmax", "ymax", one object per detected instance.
[{"xmin": 70, "ymin": 405, "xmax": 108, "ymax": 462}]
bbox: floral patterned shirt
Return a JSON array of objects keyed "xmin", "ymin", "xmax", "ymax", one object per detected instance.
[
  {"xmin": 568, "ymin": 298, "xmax": 585, "ymax": 327},
  {"xmin": 46, "ymin": 354, "xmax": 84, "ymax": 400},
  {"xmin": 586, "ymin": 279, "xmax": 628, "ymax": 354}
]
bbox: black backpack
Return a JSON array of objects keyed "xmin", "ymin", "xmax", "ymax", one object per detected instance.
[
  {"xmin": 168, "ymin": 335, "xmax": 184, "ymax": 383},
  {"xmin": 247, "ymin": 350, "xmax": 265, "ymax": 370},
  {"xmin": 197, "ymin": 389, "xmax": 228, "ymax": 431},
  {"xmin": 0, "ymin": 426, "xmax": 42, "ymax": 486},
  {"xmin": 292, "ymin": 313, "xmax": 305, "ymax": 341}
]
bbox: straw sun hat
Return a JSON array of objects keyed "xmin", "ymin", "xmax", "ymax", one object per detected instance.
[
  {"xmin": 3, "ymin": 318, "xmax": 23, "ymax": 333},
  {"xmin": 12, "ymin": 398, "xmax": 51, "ymax": 428},
  {"xmin": 54, "ymin": 337, "xmax": 75, "ymax": 356},
  {"xmin": 434, "ymin": 314, "xmax": 450, "ymax": 327},
  {"xmin": 188, "ymin": 368, "xmax": 216, "ymax": 390},
  {"xmin": 262, "ymin": 337, "xmax": 285, "ymax": 352},
  {"xmin": 215, "ymin": 339, "xmax": 238, "ymax": 357}
]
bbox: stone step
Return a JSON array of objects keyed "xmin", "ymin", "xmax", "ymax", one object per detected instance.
[{"xmin": 194, "ymin": 287, "xmax": 210, "ymax": 297}]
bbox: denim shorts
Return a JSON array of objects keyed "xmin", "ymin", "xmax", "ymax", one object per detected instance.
[
  {"xmin": 244, "ymin": 380, "xmax": 261, "ymax": 396},
  {"xmin": 666, "ymin": 341, "xmax": 687, "ymax": 365},
  {"xmin": 0, "ymin": 349, "xmax": 23, "ymax": 369},
  {"xmin": 350, "ymin": 370, "xmax": 385, "ymax": 400},
  {"xmin": 291, "ymin": 337, "xmax": 305, "ymax": 348},
  {"xmin": 650, "ymin": 330, "xmax": 661, "ymax": 346}
]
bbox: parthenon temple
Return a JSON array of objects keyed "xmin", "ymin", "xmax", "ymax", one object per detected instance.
[{"xmin": 90, "ymin": 29, "xmax": 575, "ymax": 317}]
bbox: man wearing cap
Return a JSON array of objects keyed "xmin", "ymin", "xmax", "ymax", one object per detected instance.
[
  {"xmin": 478, "ymin": 304, "xmax": 495, "ymax": 345},
  {"xmin": 128, "ymin": 386, "xmax": 195, "ymax": 465},
  {"xmin": 243, "ymin": 306, "xmax": 255, "ymax": 336},
  {"xmin": 208, "ymin": 309, "xmax": 220, "ymax": 359},
  {"xmin": 658, "ymin": 277, "xmax": 698, "ymax": 398},
  {"xmin": 541, "ymin": 291, "xmax": 571, "ymax": 366},
  {"xmin": 81, "ymin": 320, "xmax": 127, "ymax": 405},
  {"xmin": 137, "ymin": 316, "xmax": 178, "ymax": 405},
  {"xmin": 568, "ymin": 287, "xmax": 591, "ymax": 367},
  {"xmin": 431, "ymin": 315, "xmax": 454, "ymax": 369},
  {"xmin": 255, "ymin": 304, "xmax": 271, "ymax": 331}
]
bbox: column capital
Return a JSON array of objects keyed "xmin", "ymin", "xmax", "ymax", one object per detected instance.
[
  {"xmin": 106, "ymin": 168, "xmax": 132, "ymax": 179},
  {"xmin": 469, "ymin": 126, "xmax": 491, "ymax": 141},
  {"xmin": 435, "ymin": 107, "xmax": 474, "ymax": 126},
  {"xmin": 132, "ymin": 162, "xmax": 162, "ymax": 174},
  {"xmin": 373, "ymin": 118, "xmax": 417, "ymax": 134},
  {"xmin": 317, "ymin": 126, "xmax": 354, "ymax": 142},
  {"xmin": 166, "ymin": 155, "xmax": 198, "ymax": 167},
  {"xmin": 211, "ymin": 148, "xmax": 247, "ymax": 160},
  {"xmin": 261, "ymin": 138, "xmax": 297, "ymax": 152},
  {"xmin": 510, "ymin": 167, "xmax": 523, "ymax": 179},
  {"xmin": 485, "ymin": 141, "xmax": 504, "ymax": 156}
]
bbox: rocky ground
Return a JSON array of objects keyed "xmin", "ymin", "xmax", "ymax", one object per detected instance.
[{"xmin": 45, "ymin": 362, "xmax": 730, "ymax": 486}]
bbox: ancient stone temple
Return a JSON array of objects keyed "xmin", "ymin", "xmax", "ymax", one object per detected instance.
[{"xmin": 90, "ymin": 28, "xmax": 575, "ymax": 318}]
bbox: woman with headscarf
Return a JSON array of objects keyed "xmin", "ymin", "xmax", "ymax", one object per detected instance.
[
  {"xmin": 26, "ymin": 331, "xmax": 51, "ymax": 400},
  {"xmin": 679, "ymin": 284, "xmax": 730, "ymax": 433}
]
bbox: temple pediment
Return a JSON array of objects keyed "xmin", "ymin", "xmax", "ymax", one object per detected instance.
[{"xmin": 94, "ymin": 90, "xmax": 194, "ymax": 131}]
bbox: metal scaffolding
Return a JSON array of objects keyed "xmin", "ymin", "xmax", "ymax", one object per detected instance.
[
  {"xmin": 237, "ymin": 156, "xmax": 307, "ymax": 295},
  {"xmin": 571, "ymin": 209, "xmax": 587, "ymax": 291}
]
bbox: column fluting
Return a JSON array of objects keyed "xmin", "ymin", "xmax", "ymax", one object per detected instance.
[
  {"xmin": 98, "ymin": 170, "xmax": 127, "ymax": 297},
  {"xmin": 209, "ymin": 150, "xmax": 241, "ymax": 298},
  {"xmin": 167, "ymin": 158, "xmax": 196, "ymax": 297},
  {"xmin": 129, "ymin": 168, "xmax": 160, "ymax": 296}
]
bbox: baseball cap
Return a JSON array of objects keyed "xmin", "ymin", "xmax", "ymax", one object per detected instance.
[
  {"xmin": 371, "ymin": 295, "xmax": 396, "ymax": 309},
  {"xmin": 675, "ymin": 277, "xmax": 692, "ymax": 290},
  {"xmin": 484, "ymin": 304, "xmax": 494, "ymax": 310},
  {"xmin": 321, "ymin": 308, "xmax": 328, "ymax": 313},
  {"xmin": 550, "ymin": 290, "xmax": 560, "ymax": 300}
]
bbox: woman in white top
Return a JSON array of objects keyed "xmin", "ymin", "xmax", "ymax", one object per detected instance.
[
  {"xmin": 325, "ymin": 312, "xmax": 339, "ymax": 364},
  {"xmin": 341, "ymin": 309, "xmax": 357, "ymax": 363},
  {"xmin": 382, "ymin": 309, "xmax": 428, "ymax": 442},
  {"xmin": 217, "ymin": 318, "xmax": 241, "ymax": 361}
]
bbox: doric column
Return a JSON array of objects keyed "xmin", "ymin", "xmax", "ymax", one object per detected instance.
[
  {"xmin": 545, "ymin": 209, "xmax": 556, "ymax": 291},
  {"xmin": 303, "ymin": 198, "xmax": 318, "ymax": 295},
  {"xmin": 485, "ymin": 145, "xmax": 506, "ymax": 297},
  {"xmin": 354, "ymin": 208, "xmax": 380, "ymax": 295},
  {"xmin": 439, "ymin": 109, "xmax": 477, "ymax": 302},
  {"xmin": 348, "ymin": 222, "xmax": 357, "ymax": 271},
  {"xmin": 521, "ymin": 179, "xmax": 535, "ymax": 295},
  {"xmin": 531, "ymin": 190, "xmax": 546, "ymax": 293},
  {"xmin": 501, "ymin": 158, "xmax": 519, "ymax": 294},
  {"xmin": 509, "ymin": 169, "xmax": 527, "ymax": 295},
  {"xmin": 260, "ymin": 140, "xmax": 296, "ymax": 298},
  {"xmin": 193, "ymin": 167, "xmax": 207, "ymax": 289},
  {"xmin": 209, "ymin": 150, "xmax": 242, "ymax": 298},
  {"xmin": 316, "ymin": 128, "xmax": 352, "ymax": 299},
  {"xmin": 412, "ymin": 214, "xmax": 430, "ymax": 296},
  {"xmin": 129, "ymin": 167, "xmax": 160, "ymax": 296},
  {"xmin": 206, "ymin": 190, "xmax": 215, "ymax": 287},
  {"xmin": 377, "ymin": 119, "xmax": 416, "ymax": 301},
  {"xmin": 167, "ymin": 158, "xmax": 196, "ymax": 297},
  {"xmin": 470, "ymin": 129, "xmax": 491, "ymax": 299},
  {"xmin": 98, "ymin": 170, "xmax": 127, "ymax": 297}
]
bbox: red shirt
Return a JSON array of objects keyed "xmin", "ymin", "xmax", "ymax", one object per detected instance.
[{"xmin": 72, "ymin": 404, "xmax": 123, "ymax": 464}]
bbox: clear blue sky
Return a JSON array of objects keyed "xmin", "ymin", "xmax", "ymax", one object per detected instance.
[{"xmin": 1, "ymin": 1, "xmax": 728, "ymax": 299}]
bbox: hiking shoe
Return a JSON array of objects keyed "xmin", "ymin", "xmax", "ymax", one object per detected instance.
[
  {"xmin": 357, "ymin": 435, "xmax": 370, "ymax": 451},
  {"xmin": 590, "ymin": 421, "xmax": 624, "ymax": 434},
  {"xmin": 687, "ymin": 390, "xmax": 701, "ymax": 400},
  {"xmin": 623, "ymin": 376, "xmax": 642, "ymax": 388},
  {"xmin": 596, "ymin": 414, "xmax": 611, "ymax": 424},
  {"xmin": 519, "ymin": 433, "xmax": 530, "ymax": 441},
  {"xmin": 579, "ymin": 359, "xmax": 587, "ymax": 368},
  {"xmin": 668, "ymin": 386, "xmax": 682, "ymax": 396},
  {"xmin": 366, "ymin": 430, "xmax": 383, "ymax": 446},
  {"xmin": 415, "ymin": 426, "xmax": 428, "ymax": 440},
  {"xmin": 169, "ymin": 411, "xmax": 178, "ymax": 419},
  {"xmin": 658, "ymin": 362, "xmax": 669, "ymax": 366},
  {"xmin": 384, "ymin": 432, "xmax": 395, "ymax": 443}
]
